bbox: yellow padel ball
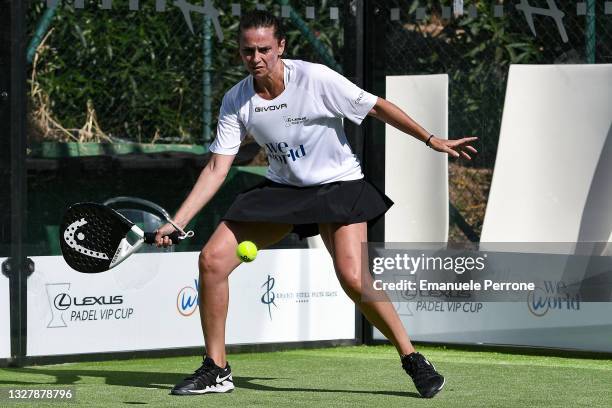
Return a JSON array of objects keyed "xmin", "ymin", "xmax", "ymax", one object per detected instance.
[{"xmin": 236, "ymin": 241, "xmax": 258, "ymax": 262}]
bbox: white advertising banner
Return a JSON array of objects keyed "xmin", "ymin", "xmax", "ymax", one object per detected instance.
[
  {"xmin": 27, "ymin": 249, "xmax": 354, "ymax": 356},
  {"xmin": 0, "ymin": 258, "xmax": 10, "ymax": 358},
  {"xmin": 374, "ymin": 301, "xmax": 612, "ymax": 352}
]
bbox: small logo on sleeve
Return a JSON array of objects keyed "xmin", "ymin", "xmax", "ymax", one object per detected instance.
[{"xmin": 354, "ymin": 91, "xmax": 365, "ymax": 105}]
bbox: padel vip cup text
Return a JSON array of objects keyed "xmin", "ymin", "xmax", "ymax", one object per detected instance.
[{"xmin": 46, "ymin": 283, "xmax": 134, "ymax": 328}]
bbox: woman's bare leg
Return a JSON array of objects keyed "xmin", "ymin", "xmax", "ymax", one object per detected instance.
[
  {"xmin": 319, "ymin": 222, "xmax": 415, "ymax": 356},
  {"xmin": 199, "ymin": 221, "xmax": 292, "ymax": 366}
]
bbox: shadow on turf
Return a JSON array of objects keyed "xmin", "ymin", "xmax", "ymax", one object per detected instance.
[{"xmin": 0, "ymin": 368, "xmax": 421, "ymax": 398}]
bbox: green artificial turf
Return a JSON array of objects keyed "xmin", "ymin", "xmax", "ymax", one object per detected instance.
[{"xmin": 1, "ymin": 345, "xmax": 611, "ymax": 407}]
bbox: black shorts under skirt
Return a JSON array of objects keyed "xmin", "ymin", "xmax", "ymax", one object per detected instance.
[{"xmin": 222, "ymin": 178, "xmax": 394, "ymax": 239}]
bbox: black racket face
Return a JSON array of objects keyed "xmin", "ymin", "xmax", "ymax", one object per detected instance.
[{"xmin": 60, "ymin": 203, "xmax": 134, "ymax": 273}]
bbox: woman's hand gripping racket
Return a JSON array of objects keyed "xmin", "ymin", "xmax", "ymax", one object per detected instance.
[{"xmin": 60, "ymin": 202, "xmax": 194, "ymax": 273}]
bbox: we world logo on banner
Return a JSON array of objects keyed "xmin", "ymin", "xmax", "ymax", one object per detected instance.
[{"xmin": 177, "ymin": 278, "xmax": 199, "ymax": 317}]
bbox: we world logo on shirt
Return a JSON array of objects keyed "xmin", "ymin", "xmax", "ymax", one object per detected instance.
[{"xmin": 264, "ymin": 142, "xmax": 307, "ymax": 164}]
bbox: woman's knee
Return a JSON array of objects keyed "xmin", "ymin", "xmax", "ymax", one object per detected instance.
[
  {"xmin": 335, "ymin": 260, "xmax": 363, "ymax": 298},
  {"xmin": 198, "ymin": 246, "xmax": 229, "ymax": 279}
]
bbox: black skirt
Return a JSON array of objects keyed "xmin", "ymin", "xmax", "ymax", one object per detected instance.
[{"xmin": 222, "ymin": 178, "xmax": 394, "ymax": 239}]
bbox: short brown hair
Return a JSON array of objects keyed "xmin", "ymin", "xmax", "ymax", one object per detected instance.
[{"xmin": 238, "ymin": 10, "xmax": 286, "ymax": 43}]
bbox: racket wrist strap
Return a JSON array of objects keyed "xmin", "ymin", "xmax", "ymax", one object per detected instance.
[{"xmin": 167, "ymin": 219, "xmax": 194, "ymax": 239}]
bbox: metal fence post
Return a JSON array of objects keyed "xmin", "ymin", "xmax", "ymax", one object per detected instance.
[
  {"xmin": 203, "ymin": 9, "xmax": 213, "ymax": 146},
  {"xmin": 2, "ymin": 0, "xmax": 29, "ymax": 367},
  {"xmin": 586, "ymin": 0, "xmax": 596, "ymax": 63}
]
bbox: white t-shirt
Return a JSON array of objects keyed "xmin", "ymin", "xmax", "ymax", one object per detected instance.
[{"xmin": 209, "ymin": 59, "xmax": 378, "ymax": 186}]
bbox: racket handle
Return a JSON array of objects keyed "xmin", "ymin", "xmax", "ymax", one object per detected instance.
[{"xmin": 144, "ymin": 230, "xmax": 182, "ymax": 245}]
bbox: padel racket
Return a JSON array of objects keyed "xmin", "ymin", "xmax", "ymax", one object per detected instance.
[{"xmin": 60, "ymin": 202, "xmax": 192, "ymax": 273}]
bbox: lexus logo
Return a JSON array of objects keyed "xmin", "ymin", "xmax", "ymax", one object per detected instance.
[{"xmin": 54, "ymin": 293, "xmax": 72, "ymax": 310}]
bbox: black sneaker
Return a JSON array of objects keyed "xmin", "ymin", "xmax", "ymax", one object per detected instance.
[
  {"xmin": 401, "ymin": 352, "xmax": 445, "ymax": 398},
  {"xmin": 171, "ymin": 356, "xmax": 234, "ymax": 395}
]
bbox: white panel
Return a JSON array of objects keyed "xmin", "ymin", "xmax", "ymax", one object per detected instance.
[
  {"xmin": 27, "ymin": 250, "xmax": 354, "ymax": 356},
  {"xmin": 385, "ymin": 75, "xmax": 449, "ymax": 242},
  {"xmin": 0, "ymin": 258, "xmax": 9, "ymax": 358},
  {"xmin": 306, "ymin": 235, "xmax": 325, "ymax": 248},
  {"xmin": 482, "ymin": 64, "xmax": 612, "ymax": 243}
]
